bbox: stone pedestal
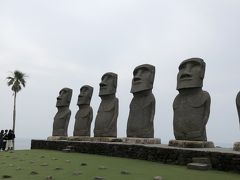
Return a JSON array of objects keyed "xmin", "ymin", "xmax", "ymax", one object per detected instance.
[
  {"xmin": 91, "ymin": 137, "xmax": 123, "ymax": 142},
  {"xmin": 68, "ymin": 136, "xmax": 92, "ymax": 141},
  {"xmin": 168, "ymin": 140, "xmax": 214, "ymax": 148},
  {"xmin": 123, "ymin": 138, "xmax": 161, "ymax": 144},
  {"xmin": 47, "ymin": 136, "xmax": 68, "ymax": 141},
  {"xmin": 233, "ymin": 142, "xmax": 240, "ymax": 151}
]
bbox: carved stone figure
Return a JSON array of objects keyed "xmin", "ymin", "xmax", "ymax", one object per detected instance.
[
  {"xmin": 127, "ymin": 64, "xmax": 156, "ymax": 138},
  {"xmin": 173, "ymin": 58, "xmax": 211, "ymax": 141},
  {"xmin": 94, "ymin": 72, "xmax": 119, "ymax": 137},
  {"xmin": 52, "ymin": 88, "xmax": 72, "ymax": 136},
  {"xmin": 236, "ymin": 91, "xmax": 240, "ymax": 125},
  {"xmin": 73, "ymin": 85, "xmax": 93, "ymax": 136}
]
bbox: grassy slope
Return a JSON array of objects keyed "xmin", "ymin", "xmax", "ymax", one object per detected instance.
[{"xmin": 0, "ymin": 150, "xmax": 239, "ymax": 180}]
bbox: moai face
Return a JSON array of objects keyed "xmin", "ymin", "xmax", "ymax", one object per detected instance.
[
  {"xmin": 77, "ymin": 85, "xmax": 93, "ymax": 105},
  {"xmin": 56, "ymin": 88, "xmax": 73, "ymax": 107},
  {"xmin": 99, "ymin": 72, "xmax": 117, "ymax": 96},
  {"xmin": 131, "ymin": 64, "xmax": 155, "ymax": 94},
  {"xmin": 177, "ymin": 58, "xmax": 205, "ymax": 90}
]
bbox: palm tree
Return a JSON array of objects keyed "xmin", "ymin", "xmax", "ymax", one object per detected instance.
[{"xmin": 6, "ymin": 70, "xmax": 27, "ymax": 134}]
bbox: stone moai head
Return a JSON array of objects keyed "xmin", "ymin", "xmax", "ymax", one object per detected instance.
[
  {"xmin": 177, "ymin": 58, "xmax": 206, "ymax": 90},
  {"xmin": 99, "ymin": 72, "xmax": 118, "ymax": 96},
  {"xmin": 77, "ymin": 85, "xmax": 93, "ymax": 106},
  {"xmin": 131, "ymin": 64, "xmax": 155, "ymax": 94},
  {"xmin": 56, "ymin": 88, "xmax": 73, "ymax": 107}
]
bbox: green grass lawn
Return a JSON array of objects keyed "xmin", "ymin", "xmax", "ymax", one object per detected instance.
[{"xmin": 0, "ymin": 149, "xmax": 239, "ymax": 180}]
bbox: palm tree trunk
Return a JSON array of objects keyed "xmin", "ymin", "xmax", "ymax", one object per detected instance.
[{"xmin": 12, "ymin": 91, "xmax": 17, "ymax": 150}]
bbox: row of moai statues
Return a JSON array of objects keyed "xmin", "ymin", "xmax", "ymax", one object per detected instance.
[
  {"xmin": 50, "ymin": 58, "xmax": 240, "ymax": 149},
  {"xmin": 52, "ymin": 63, "xmax": 156, "ymax": 139}
]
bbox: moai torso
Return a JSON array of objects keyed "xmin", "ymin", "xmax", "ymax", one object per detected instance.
[
  {"xmin": 53, "ymin": 107, "xmax": 71, "ymax": 136},
  {"xmin": 73, "ymin": 106, "xmax": 93, "ymax": 136},
  {"xmin": 173, "ymin": 58, "xmax": 211, "ymax": 141},
  {"xmin": 73, "ymin": 85, "xmax": 93, "ymax": 136},
  {"xmin": 52, "ymin": 88, "xmax": 72, "ymax": 136},
  {"xmin": 94, "ymin": 96, "xmax": 118, "ymax": 137},
  {"xmin": 127, "ymin": 91, "xmax": 155, "ymax": 138},
  {"xmin": 173, "ymin": 89, "xmax": 210, "ymax": 141},
  {"xmin": 127, "ymin": 64, "xmax": 156, "ymax": 138},
  {"xmin": 94, "ymin": 72, "xmax": 119, "ymax": 137}
]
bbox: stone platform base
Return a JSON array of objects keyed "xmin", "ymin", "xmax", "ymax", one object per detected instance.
[
  {"xmin": 233, "ymin": 142, "xmax": 240, "ymax": 151},
  {"xmin": 48, "ymin": 136, "xmax": 161, "ymax": 144},
  {"xmin": 123, "ymin": 138, "xmax": 161, "ymax": 144},
  {"xmin": 91, "ymin": 137, "xmax": 123, "ymax": 142},
  {"xmin": 47, "ymin": 136, "xmax": 68, "ymax": 141},
  {"xmin": 168, "ymin": 140, "xmax": 214, "ymax": 148},
  {"xmin": 68, "ymin": 136, "xmax": 92, "ymax": 141}
]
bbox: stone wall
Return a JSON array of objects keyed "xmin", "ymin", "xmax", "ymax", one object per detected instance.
[{"xmin": 31, "ymin": 140, "xmax": 240, "ymax": 172}]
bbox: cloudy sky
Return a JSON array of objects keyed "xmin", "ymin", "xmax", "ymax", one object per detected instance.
[{"xmin": 0, "ymin": 0, "xmax": 240, "ymax": 146}]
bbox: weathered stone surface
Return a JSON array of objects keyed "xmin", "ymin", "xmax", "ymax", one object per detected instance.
[
  {"xmin": 94, "ymin": 176, "xmax": 104, "ymax": 180},
  {"xmin": 52, "ymin": 88, "xmax": 72, "ymax": 136},
  {"xmin": 123, "ymin": 138, "xmax": 160, "ymax": 144},
  {"xmin": 187, "ymin": 163, "xmax": 210, "ymax": 170},
  {"xmin": 72, "ymin": 171, "xmax": 82, "ymax": 176},
  {"xmin": 62, "ymin": 148, "xmax": 71, "ymax": 153},
  {"xmin": 233, "ymin": 142, "xmax": 240, "ymax": 151},
  {"xmin": 2, "ymin": 175, "xmax": 12, "ymax": 179},
  {"xmin": 47, "ymin": 136, "xmax": 68, "ymax": 141},
  {"xmin": 173, "ymin": 58, "xmax": 211, "ymax": 141},
  {"xmin": 94, "ymin": 72, "xmax": 118, "ymax": 137},
  {"xmin": 91, "ymin": 137, "xmax": 123, "ymax": 142},
  {"xmin": 73, "ymin": 85, "xmax": 93, "ymax": 136},
  {"xmin": 192, "ymin": 157, "xmax": 211, "ymax": 166},
  {"xmin": 127, "ymin": 64, "xmax": 156, "ymax": 138},
  {"xmin": 168, "ymin": 140, "xmax": 214, "ymax": 148},
  {"xmin": 121, "ymin": 170, "xmax": 130, "ymax": 175},
  {"xmin": 153, "ymin": 176, "xmax": 163, "ymax": 180}
]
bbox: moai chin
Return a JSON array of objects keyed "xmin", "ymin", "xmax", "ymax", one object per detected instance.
[
  {"xmin": 52, "ymin": 87, "xmax": 72, "ymax": 136},
  {"xmin": 236, "ymin": 91, "xmax": 240, "ymax": 125},
  {"xmin": 127, "ymin": 64, "xmax": 156, "ymax": 138},
  {"xmin": 94, "ymin": 72, "xmax": 119, "ymax": 137},
  {"xmin": 73, "ymin": 85, "xmax": 93, "ymax": 136},
  {"xmin": 173, "ymin": 58, "xmax": 211, "ymax": 141}
]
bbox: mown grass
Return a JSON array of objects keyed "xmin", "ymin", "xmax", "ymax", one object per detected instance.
[{"xmin": 0, "ymin": 149, "xmax": 239, "ymax": 180}]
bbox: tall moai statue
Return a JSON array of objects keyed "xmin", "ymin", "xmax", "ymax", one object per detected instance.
[
  {"xmin": 173, "ymin": 58, "xmax": 211, "ymax": 141},
  {"xmin": 73, "ymin": 85, "xmax": 93, "ymax": 136},
  {"xmin": 236, "ymin": 91, "xmax": 240, "ymax": 124},
  {"xmin": 127, "ymin": 64, "xmax": 156, "ymax": 138},
  {"xmin": 94, "ymin": 72, "xmax": 119, "ymax": 137},
  {"xmin": 52, "ymin": 88, "xmax": 72, "ymax": 137}
]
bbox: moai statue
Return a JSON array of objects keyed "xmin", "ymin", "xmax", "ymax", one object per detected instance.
[
  {"xmin": 236, "ymin": 91, "xmax": 240, "ymax": 125},
  {"xmin": 73, "ymin": 85, "xmax": 93, "ymax": 136},
  {"xmin": 127, "ymin": 64, "xmax": 156, "ymax": 138},
  {"xmin": 173, "ymin": 58, "xmax": 211, "ymax": 141},
  {"xmin": 94, "ymin": 72, "xmax": 119, "ymax": 137},
  {"xmin": 52, "ymin": 88, "xmax": 72, "ymax": 136}
]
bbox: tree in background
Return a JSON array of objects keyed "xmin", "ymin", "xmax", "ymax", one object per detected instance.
[{"xmin": 6, "ymin": 70, "xmax": 27, "ymax": 135}]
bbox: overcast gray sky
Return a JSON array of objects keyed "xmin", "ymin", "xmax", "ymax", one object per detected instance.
[{"xmin": 0, "ymin": 0, "xmax": 240, "ymax": 146}]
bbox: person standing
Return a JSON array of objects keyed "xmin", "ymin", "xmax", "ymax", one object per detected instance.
[
  {"xmin": 5, "ymin": 130, "xmax": 15, "ymax": 151},
  {"xmin": 2, "ymin": 130, "xmax": 8, "ymax": 151},
  {"xmin": 0, "ymin": 130, "xmax": 4, "ymax": 151}
]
